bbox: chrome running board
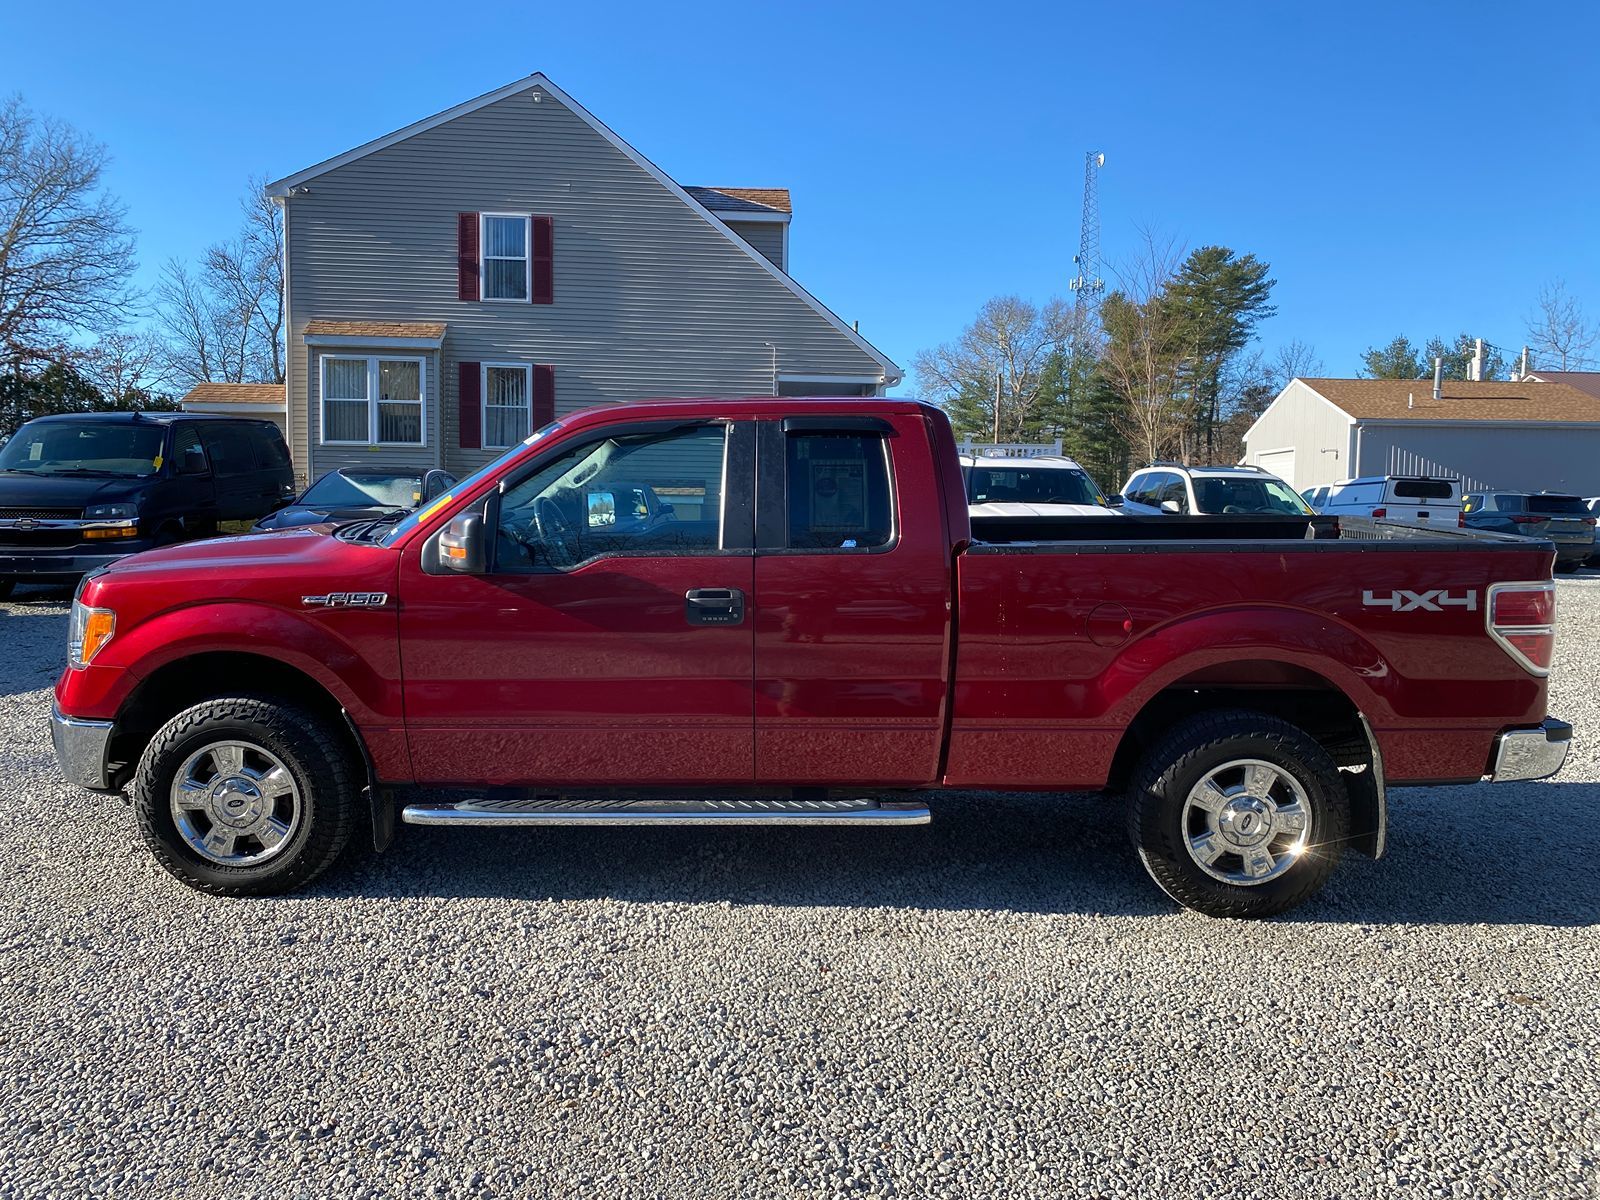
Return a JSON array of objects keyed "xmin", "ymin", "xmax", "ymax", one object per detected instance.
[{"xmin": 400, "ymin": 795, "xmax": 931, "ymax": 827}]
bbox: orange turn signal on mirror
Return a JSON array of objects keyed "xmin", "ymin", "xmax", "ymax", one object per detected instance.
[{"xmin": 444, "ymin": 545, "xmax": 467, "ymax": 559}]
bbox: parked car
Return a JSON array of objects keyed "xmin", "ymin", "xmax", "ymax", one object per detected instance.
[
  {"xmin": 1316, "ymin": 476, "xmax": 1463, "ymax": 530},
  {"xmin": 53, "ymin": 399, "xmax": 1568, "ymax": 919},
  {"xmin": 960, "ymin": 452, "xmax": 1119, "ymax": 517},
  {"xmin": 0, "ymin": 412, "xmax": 294, "ymax": 597},
  {"xmin": 1462, "ymin": 492, "xmax": 1597, "ymax": 571},
  {"xmin": 1120, "ymin": 463, "xmax": 1312, "ymax": 516},
  {"xmin": 1300, "ymin": 485, "xmax": 1330, "ymax": 511},
  {"xmin": 254, "ymin": 468, "xmax": 456, "ymax": 533}
]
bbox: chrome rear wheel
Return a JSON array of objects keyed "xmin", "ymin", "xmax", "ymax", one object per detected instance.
[{"xmin": 1182, "ymin": 758, "xmax": 1311, "ymax": 886}]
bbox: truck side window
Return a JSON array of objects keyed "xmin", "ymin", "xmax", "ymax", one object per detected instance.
[
  {"xmin": 494, "ymin": 424, "xmax": 727, "ymax": 571},
  {"xmin": 784, "ymin": 432, "xmax": 892, "ymax": 550}
]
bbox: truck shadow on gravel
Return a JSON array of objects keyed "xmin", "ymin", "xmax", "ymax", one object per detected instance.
[{"xmin": 309, "ymin": 782, "xmax": 1600, "ymax": 926}]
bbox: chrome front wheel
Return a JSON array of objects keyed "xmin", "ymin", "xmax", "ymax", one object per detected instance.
[{"xmin": 170, "ymin": 740, "xmax": 303, "ymax": 865}]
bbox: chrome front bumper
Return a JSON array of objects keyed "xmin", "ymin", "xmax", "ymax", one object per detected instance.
[
  {"xmin": 50, "ymin": 704, "xmax": 117, "ymax": 791},
  {"xmin": 1488, "ymin": 717, "xmax": 1572, "ymax": 782}
]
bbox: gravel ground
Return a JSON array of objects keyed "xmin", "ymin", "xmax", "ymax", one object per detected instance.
[{"xmin": 0, "ymin": 575, "xmax": 1597, "ymax": 1200}]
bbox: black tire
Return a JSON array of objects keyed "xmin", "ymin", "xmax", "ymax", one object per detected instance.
[
  {"xmin": 1127, "ymin": 709, "xmax": 1349, "ymax": 918},
  {"xmin": 134, "ymin": 697, "xmax": 358, "ymax": 896},
  {"xmin": 0, "ymin": 576, "xmax": 14, "ymax": 601}
]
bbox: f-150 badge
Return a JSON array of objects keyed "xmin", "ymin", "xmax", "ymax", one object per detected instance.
[
  {"xmin": 302, "ymin": 592, "xmax": 389, "ymax": 608},
  {"xmin": 1362, "ymin": 589, "xmax": 1477, "ymax": 612}
]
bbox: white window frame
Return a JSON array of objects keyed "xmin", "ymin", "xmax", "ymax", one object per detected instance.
[
  {"xmin": 481, "ymin": 362, "xmax": 533, "ymax": 450},
  {"xmin": 318, "ymin": 354, "xmax": 427, "ymax": 447},
  {"xmin": 480, "ymin": 213, "xmax": 532, "ymax": 303}
]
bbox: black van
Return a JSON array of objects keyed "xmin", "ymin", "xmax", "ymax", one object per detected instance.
[{"xmin": 0, "ymin": 412, "xmax": 295, "ymax": 595}]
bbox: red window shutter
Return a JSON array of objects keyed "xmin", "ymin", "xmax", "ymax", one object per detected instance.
[
  {"xmin": 531, "ymin": 216, "xmax": 554, "ymax": 304},
  {"xmin": 457, "ymin": 213, "xmax": 480, "ymax": 301},
  {"xmin": 532, "ymin": 364, "xmax": 555, "ymax": 429},
  {"xmin": 458, "ymin": 361, "xmax": 481, "ymax": 449}
]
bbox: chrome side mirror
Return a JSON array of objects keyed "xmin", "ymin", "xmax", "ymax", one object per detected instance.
[{"xmin": 437, "ymin": 513, "xmax": 485, "ymax": 574}]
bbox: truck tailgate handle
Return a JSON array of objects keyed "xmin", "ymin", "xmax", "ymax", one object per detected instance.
[{"xmin": 685, "ymin": 587, "xmax": 745, "ymax": 626}]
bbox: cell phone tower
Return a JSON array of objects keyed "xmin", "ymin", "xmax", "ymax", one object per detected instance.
[{"xmin": 1069, "ymin": 151, "xmax": 1106, "ymax": 327}]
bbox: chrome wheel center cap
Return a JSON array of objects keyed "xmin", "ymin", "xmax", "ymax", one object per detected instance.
[
  {"xmin": 210, "ymin": 778, "xmax": 264, "ymax": 829},
  {"xmin": 1218, "ymin": 796, "xmax": 1273, "ymax": 848}
]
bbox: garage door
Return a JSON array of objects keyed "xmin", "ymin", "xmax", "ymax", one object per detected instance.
[{"xmin": 1255, "ymin": 449, "xmax": 1295, "ymax": 487}]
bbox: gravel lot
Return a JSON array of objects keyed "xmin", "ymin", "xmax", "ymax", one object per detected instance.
[{"xmin": 1, "ymin": 574, "xmax": 1596, "ymax": 1200}]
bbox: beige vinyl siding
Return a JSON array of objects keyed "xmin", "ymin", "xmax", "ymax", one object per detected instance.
[
  {"xmin": 306, "ymin": 347, "xmax": 441, "ymax": 476},
  {"xmin": 723, "ymin": 219, "xmax": 785, "ymax": 270},
  {"xmin": 284, "ymin": 88, "xmax": 889, "ymax": 477},
  {"xmin": 1243, "ymin": 380, "xmax": 1354, "ymax": 489}
]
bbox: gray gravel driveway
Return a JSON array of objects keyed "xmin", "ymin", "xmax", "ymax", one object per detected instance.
[{"xmin": 0, "ymin": 576, "xmax": 1596, "ymax": 1199}]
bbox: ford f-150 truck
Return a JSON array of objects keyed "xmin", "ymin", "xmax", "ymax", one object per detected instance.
[{"xmin": 51, "ymin": 399, "xmax": 1571, "ymax": 917}]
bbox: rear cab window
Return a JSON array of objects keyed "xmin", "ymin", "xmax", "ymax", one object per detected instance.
[{"xmin": 784, "ymin": 432, "xmax": 893, "ymax": 550}]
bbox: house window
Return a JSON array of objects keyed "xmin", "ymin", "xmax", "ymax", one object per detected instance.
[
  {"xmin": 482, "ymin": 214, "xmax": 531, "ymax": 301},
  {"xmin": 320, "ymin": 355, "xmax": 426, "ymax": 446},
  {"xmin": 483, "ymin": 363, "xmax": 531, "ymax": 449}
]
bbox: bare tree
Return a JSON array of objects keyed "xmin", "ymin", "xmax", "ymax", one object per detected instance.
[
  {"xmin": 75, "ymin": 329, "xmax": 171, "ymax": 401},
  {"xmin": 1526, "ymin": 280, "xmax": 1598, "ymax": 371},
  {"xmin": 0, "ymin": 95, "xmax": 137, "ymax": 364},
  {"xmin": 1099, "ymin": 231, "xmax": 1187, "ymax": 465},
  {"xmin": 1271, "ymin": 338, "xmax": 1324, "ymax": 387},
  {"xmin": 155, "ymin": 176, "xmax": 284, "ymax": 387},
  {"xmin": 913, "ymin": 295, "xmax": 1076, "ymax": 442}
]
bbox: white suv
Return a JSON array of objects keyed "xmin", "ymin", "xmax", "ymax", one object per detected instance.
[
  {"xmin": 1119, "ymin": 464, "xmax": 1312, "ymax": 516},
  {"xmin": 962, "ymin": 451, "xmax": 1119, "ymax": 517}
]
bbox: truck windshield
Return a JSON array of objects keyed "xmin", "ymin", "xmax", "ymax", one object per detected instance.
[
  {"xmin": 964, "ymin": 465, "xmax": 1104, "ymax": 506},
  {"xmin": 377, "ymin": 421, "xmax": 563, "ymax": 546},
  {"xmin": 0, "ymin": 422, "xmax": 166, "ymax": 477},
  {"xmin": 1193, "ymin": 477, "xmax": 1311, "ymax": 515}
]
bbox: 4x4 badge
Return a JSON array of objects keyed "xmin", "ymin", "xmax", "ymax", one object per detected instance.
[
  {"xmin": 1362, "ymin": 588, "xmax": 1477, "ymax": 612},
  {"xmin": 302, "ymin": 592, "xmax": 388, "ymax": 608}
]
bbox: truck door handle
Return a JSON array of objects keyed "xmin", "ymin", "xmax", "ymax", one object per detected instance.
[{"xmin": 685, "ymin": 587, "xmax": 745, "ymax": 626}]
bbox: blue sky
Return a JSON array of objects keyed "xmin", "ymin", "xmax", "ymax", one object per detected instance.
[{"xmin": 7, "ymin": 0, "xmax": 1597, "ymax": 383}]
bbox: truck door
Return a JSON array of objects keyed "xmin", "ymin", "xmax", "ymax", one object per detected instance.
[
  {"xmin": 397, "ymin": 419, "xmax": 756, "ymax": 788},
  {"xmin": 751, "ymin": 415, "xmax": 951, "ymax": 786}
]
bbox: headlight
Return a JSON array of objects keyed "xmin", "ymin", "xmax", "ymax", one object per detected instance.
[
  {"xmin": 67, "ymin": 602, "xmax": 116, "ymax": 669},
  {"xmin": 84, "ymin": 504, "xmax": 137, "ymax": 520}
]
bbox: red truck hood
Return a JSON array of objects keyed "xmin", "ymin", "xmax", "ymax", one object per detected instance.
[{"xmin": 99, "ymin": 526, "xmax": 369, "ymax": 582}]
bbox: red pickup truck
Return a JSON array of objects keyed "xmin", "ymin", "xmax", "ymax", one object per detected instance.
[{"xmin": 52, "ymin": 399, "xmax": 1570, "ymax": 917}]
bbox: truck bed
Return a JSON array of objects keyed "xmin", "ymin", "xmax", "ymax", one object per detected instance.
[{"xmin": 947, "ymin": 516, "xmax": 1553, "ymax": 791}]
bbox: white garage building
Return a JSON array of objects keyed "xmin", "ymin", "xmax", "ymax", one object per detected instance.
[{"xmin": 1241, "ymin": 377, "xmax": 1600, "ymax": 495}]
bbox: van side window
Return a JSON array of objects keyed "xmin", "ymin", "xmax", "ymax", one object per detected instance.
[
  {"xmin": 202, "ymin": 426, "xmax": 259, "ymax": 475},
  {"xmin": 785, "ymin": 432, "xmax": 892, "ymax": 549},
  {"xmin": 256, "ymin": 430, "xmax": 292, "ymax": 470},
  {"xmin": 172, "ymin": 426, "xmax": 210, "ymax": 476}
]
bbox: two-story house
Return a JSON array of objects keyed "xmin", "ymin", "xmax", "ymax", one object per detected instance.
[{"xmin": 260, "ymin": 72, "xmax": 901, "ymax": 483}]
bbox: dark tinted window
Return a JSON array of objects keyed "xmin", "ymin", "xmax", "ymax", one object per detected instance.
[
  {"xmin": 256, "ymin": 429, "xmax": 292, "ymax": 469},
  {"xmin": 203, "ymin": 426, "xmax": 259, "ymax": 475},
  {"xmin": 1158, "ymin": 477, "xmax": 1188, "ymax": 510},
  {"xmin": 966, "ymin": 465, "xmax": 1102, "ymax": 505},
  {"xmin": 1493, "ymin": 495, "xmax": 1520, "ymax": 511},
  {"xmin": 172, "ymin": 425, "xmax": 210, "ymax": 476},
  {"xmin": 785, "ymin": 433, "xmax": 892, "ymax": 549},
  {"xmin": 1392, "ymin": 479, "xmax": 1455, "ymax": 500},
  {"xmin": 1527, "ymin": 494, "xmax": 1586, "ymax": 515},
  {"xmin": 0, "ymin": 421, "xmax": 165, "ymax": 477}
]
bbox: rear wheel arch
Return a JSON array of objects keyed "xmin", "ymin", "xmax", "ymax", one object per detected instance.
[{"xmin": 1105, "ymin": 660, "xmax": 1383, "ymax": 857}]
